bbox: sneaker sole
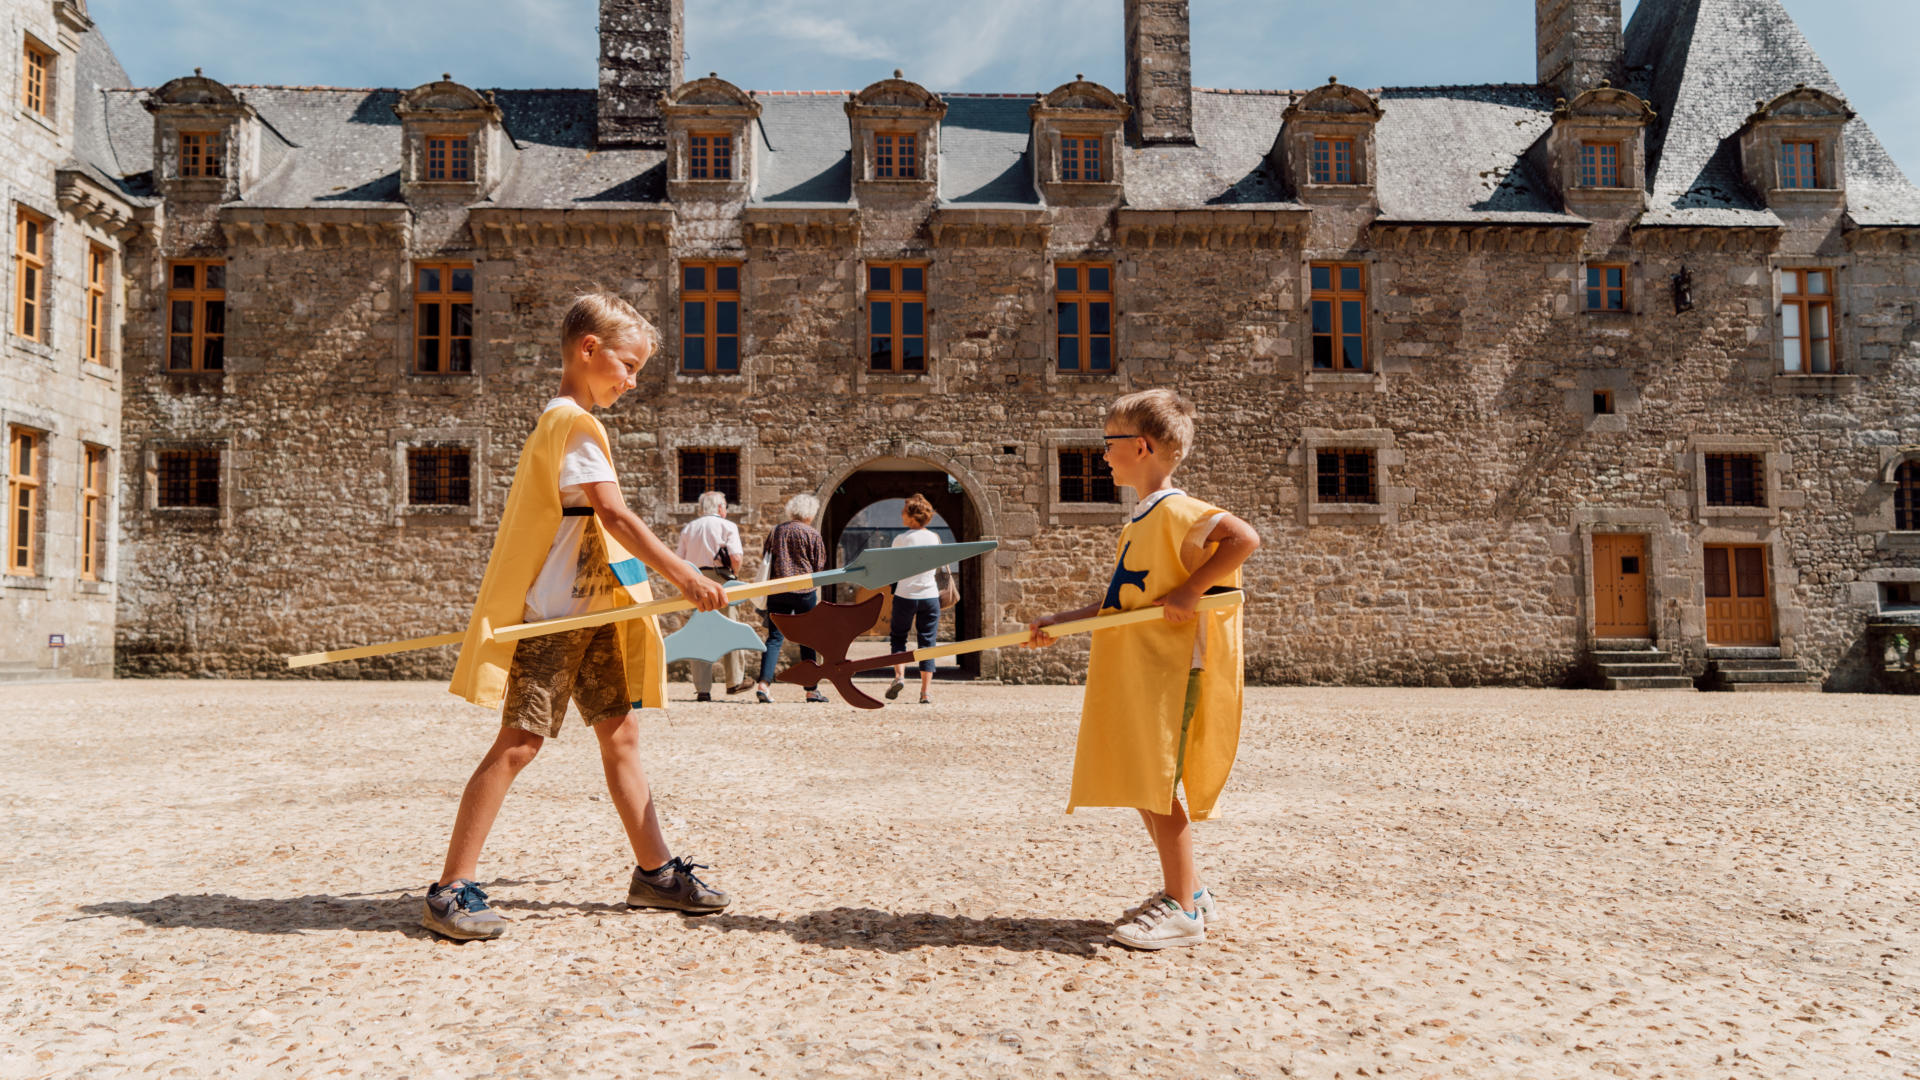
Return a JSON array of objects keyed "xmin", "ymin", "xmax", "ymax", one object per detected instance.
[
  {"xmin": 421, "ymin": 906, "xmax": 506, "ymax": 942},
  {"xmin": 627, "ymin": 897, "xmax": 729, "ymax": 914},
  {"xmin": 1108, "ymin": 929, "xmax": 1205, "ymax": 950}
]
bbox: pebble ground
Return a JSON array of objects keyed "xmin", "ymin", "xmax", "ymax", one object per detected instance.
[{"xmin": 3, "ymin": 680, "xmax": 1916, "ymax": 1078}]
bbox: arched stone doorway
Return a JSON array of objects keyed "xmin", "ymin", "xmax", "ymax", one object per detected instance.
[{"xmin": 817, "ymin": 455, "xmax": 994, "ymax": 677}]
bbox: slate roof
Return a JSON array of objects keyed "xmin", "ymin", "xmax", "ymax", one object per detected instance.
[
  {"xmin": 64, "ymin": 19, "xmax": 134, "ymax": 192},
  {"xmin": 1626, "ymin": 0, "xmax": 1920, "ymax": 227},
  {"xmin": 79, "ymin": 0, "xmax": 1918, "ymax": 227}
]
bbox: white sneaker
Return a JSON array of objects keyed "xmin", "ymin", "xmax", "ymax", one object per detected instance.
[
  {"xmin": 1118, "ymin": 888, "xmax": 1223, "ymax": 927},
  {"xmin": 1110, "ymin": 896, "xmax": 1205, "ymax": 950}
]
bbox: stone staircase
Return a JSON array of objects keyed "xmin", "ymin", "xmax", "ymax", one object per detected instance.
[
  {"xmin": 0, "ymin": 659, "xmax": 55, "ymax": 682},
  {"xmin": 1701, "ymin": 648, "xmax": 1820, "ymax": 692},
  {"xmin": 1590, "ymin": 640, "xmax": 1695, "ymax": 691}
]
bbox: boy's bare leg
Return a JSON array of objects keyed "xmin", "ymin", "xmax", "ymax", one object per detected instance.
[
  {"xmin": 439, "ymin": 726, "xmax": 545, "ymax": 886},
  {"xmin": 593, "ymin": 710, "xmax": 672, "ymax": 870},
  {"xmin": 1139, "ymin": 800, "xmax": 1200, "ymax": 911}
]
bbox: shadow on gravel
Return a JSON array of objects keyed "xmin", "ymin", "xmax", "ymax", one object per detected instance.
[
  {"xmin": 72, "ymin": 879, "xmax": 572, "ymax": 936},
  {"xmin": 698, "ymin": 908, "xmax": 1112, "ymax": 956}
]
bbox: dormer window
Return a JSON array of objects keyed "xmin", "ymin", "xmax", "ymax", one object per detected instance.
[
  {"xmin": 1779, "ymin": 141, "xmax": 1818, "ymax": 189},
  {"xmin": 1579, "ymin": 141, "xmax": 1620, "ymax": 187},
  {"xmin": 1061, "ymin": 135, "xmax": 1104, "ymax": 182},
  {"xmin": 662, "ymin": 76, "xmax": 758, "ymax": 200},
  {"xmin": 689, "ymin": 132, "xmax": 732, "ymax": 180},
  {"xmin": 1273, "ymin": 80, "xmax": 1383, "ymax": 204},
  {"xmin": 425, "ymin": 136, "xmax": 471, "ymax": 181},
  {"xmin": 875, "ymin": 132, "xmax": 918, "ymax": 180},
  {"xmin": 1311, "ymin": 138, "xmax": 1353, "ymax": 184},
  {"xmin": 179, "ymin": 131, "xmax": 224, "ymax": 178}
]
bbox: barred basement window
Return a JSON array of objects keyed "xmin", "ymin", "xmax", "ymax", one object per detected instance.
[
  {"xmin": 80, "ymin": 445, "xmax": 106, "ymax": 580},
  {"xmin": 1310, "ymin": 137, "xmax": 1353, "ymax": 184},
  {"xmin": 1310, "ymin": 262, "xmax": 1368, "ymax": 371},
  {"xmin": 867, "ymin": 262, "xmax": 927, "ymax": 372},
  {"xmin": 21, "ymin": 39, "xmax": 50, "ymax": 117},
  {"xmin": 875, "ymin": 132, "xmax": 918, "ymax": 179},
  {"xmin": 1579, "ymin": 141, "xmax": 1620, "ymax": 187},
  {"xmin": 414, "ymin": 262, "xmax": 474, "ymax": 373},
  {"xmin": 681, "ymin": 261, "xmax": 741, "ymax": 373},
  {"xmin": 1897, "ymin": 461, "xmax": 1919, "ymax": 532},
  {"xmin": 1779, "ymin": 141, "xmax": 1819, "ymax": 189},
  {"xmin": 690, "ymin": 132, "xmax": 733, "ymax": 180},
  {"xmin": 1060, "ymin": 135, "xmax": 1103, "ymax": 182},
  {"xmin": 1586, "ymin": 264, "xmax": 1626, "ymax": 312},
  {"xmin": 7, "ymin": 427, "xmax": 41, "ymax": 575},
  {"xmin": 425, "ymin": 136, "xmax": 471, "ymax": 182},
  {"xmin": 677, "ymin": 448, "xmax": 740, "ymax": 506},
  {"xmin": 14, "ymin": 207, "xmax": 47, "ymax": 342},
  {"xmin": 1316, "ymin": 448, "xmax": 1377, "ymax": 504},
  {"xmin": 167, "ymin": 260, "xmax": 225, "ymax": 371},
  {"xmin": 85, "ymin": 244, "xmax": 110, "ymax": 364},
  {"xmin": 407, "ymin": 446, "xmax": 471, "ymax": 506},
  {"xmin": 157, "ymin": 449, "xmax": 220, "ymax": 508},
  {"xmin": 1057, "ymin": 448, "xmax": 1116, "ymax": 504},
  {"xmin": 179, "ymin": 131, "xmax": 224, "ymax": 179},
  {"xmin": 1704, "ymin": 453, "xmax": 1765, "ymax": 508},
  {"xmin": 1780, "ymin": 269, "xmax": 1836, "ymax": 374},
  {"xmin": 1055, "ymin": 262, "xmax": 1113, "ymax": 372}
]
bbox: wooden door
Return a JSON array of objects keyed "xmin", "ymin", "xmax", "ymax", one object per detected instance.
[
  {"xmin": 1592, "ymin": 533, "xmax": 1651, "ymax": 638},
  {"xmin": 1704, "ymin": 544, "xmax": 1775, "ymax": 645}
]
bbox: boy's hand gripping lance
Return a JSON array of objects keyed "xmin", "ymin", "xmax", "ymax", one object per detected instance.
[
  {"xmin": 774, "ymin": 589, "xmax": 1246, "ymax": 709},
  {"xmin": 284, "ymin": 541, "xmax": 998, "ymax": 669}
]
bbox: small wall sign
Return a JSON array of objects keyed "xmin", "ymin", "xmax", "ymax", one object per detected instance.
[{"xmin": 48, "ymin": 634, "xmax": 65, "ymax": 648}]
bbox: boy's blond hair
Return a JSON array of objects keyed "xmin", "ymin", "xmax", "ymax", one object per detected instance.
[
  {"xmin": 1107, "ymin": 387, "xmax": 1197, "ymax": 464},
  {"xmin": 561, "ymin": 291, "xmax": 661, "ymax": 354}
]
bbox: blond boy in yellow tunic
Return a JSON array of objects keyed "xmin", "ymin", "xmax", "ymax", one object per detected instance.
[
  {"xmin": 423, "ymin": 294, "xmax": 731, "ymax": 942},
  {"xmin": 1028, "ymin": 388, "xmax": 1261, "ymax": 950}
]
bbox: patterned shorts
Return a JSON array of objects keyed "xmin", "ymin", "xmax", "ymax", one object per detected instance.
[{"xmin": 500, "ymin": 623, "xmax": 631, "ymax": 738}]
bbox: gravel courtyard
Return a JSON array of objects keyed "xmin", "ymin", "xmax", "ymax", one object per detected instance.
[{"xmin": 2, "ymin": 680, "xmax": 1916, "ymax": 1079}]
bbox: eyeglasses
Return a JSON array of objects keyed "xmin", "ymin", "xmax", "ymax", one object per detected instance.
[{"xmin": 1101, "ymin": 434, "xmax": 1144, "ymax": 443}]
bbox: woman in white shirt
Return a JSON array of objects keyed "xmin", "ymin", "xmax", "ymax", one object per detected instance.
[{"xmin": 887, "ymin": 493, "xmax": 944, "ymax": 704}]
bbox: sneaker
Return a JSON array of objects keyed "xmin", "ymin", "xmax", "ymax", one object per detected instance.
[
  {"xmin": 421, "ymin": 879, "xmax": 508, "ymax": 941},
  {"xmin": 1118, "ymin": 888, "xmax": 1223, "ymax": 927},
  {"xmin": 805, "ymin": 691, "xmax": 829, "ymax": 703},
  {"xmin": 1110, "ymin": 896, "xmax": 1205, "ymax": 951},
  {"xmin": 695, "ymin": 692, "xmax": 712, "ymax": 702},
  {"xmin": 885, "ymin": 678, "xmax": 905, "ymax": 701},
  {"xmin": 755, "ymin": 689, "xmax": 772, "ymax": 704},
  {"xmin": 726, "ymin": 680, "xmax": 756, "ymax": 696},
  {"xmin": 627, "ymin": 857, "xmax": 730, "ymax": 914},
  {"xmin": 918, "ymin": 694, "xmax": 931, "ymax": 705}
]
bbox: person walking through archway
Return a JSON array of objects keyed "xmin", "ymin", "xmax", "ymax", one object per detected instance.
[
  {"xmin": 675, "ymin": 490, "xmax": 754, "ymax": 701},
  {"xmin": 886, "ymin": 493, "xmax": 944, "ymax": 705},
  {"xmin": 755, "ymin": 493, "xmax": 830, "ymax": 703}
]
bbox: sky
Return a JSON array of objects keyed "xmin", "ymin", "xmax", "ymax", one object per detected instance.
[{"xmin": 90, "ymin": 0, "xmax": 1919, "ymax": 176}]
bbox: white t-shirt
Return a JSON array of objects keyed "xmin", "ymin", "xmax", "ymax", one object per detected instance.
[
  {"xmin": 677, "ymin": 514, "xmax": 743, "ymax": 572},
  {"xmin": 524, "ymin": 399, "xmax": 620, "ymax": 621},
  {"xmin": 891, "ymin": 527, "xmax": 943, "ymax": 600}
]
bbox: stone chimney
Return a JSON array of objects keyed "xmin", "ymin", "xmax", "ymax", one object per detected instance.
[
  {"xmin": 597, "ymin": 0, "xmax": 683, "ymax": 148},
  {"xmin": 1124, "ymin": 0, "xmax": 1194, "ymax": 145},
  {"xmin": 1537, "ymin": 0, "xmax": 1622, "ymax": 99}
]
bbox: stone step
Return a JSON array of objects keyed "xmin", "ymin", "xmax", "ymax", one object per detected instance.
[
  {"xmin": 1596, "ymin": 662, "xmax": 1688, "ymax": 678},
  {"xmin": 1592, "ymin": 650, "xmax": 1676, "ymax": 665},
  {"xmin": 1594, "ymin": 638, "xmax": 1657, "ymax": 651},
  {"xmin": 1602, "ymin": 675, "xmax": 1698, "ymax": 691},
  {"xmin": 1712, "ymin": 659, "xmax": 1807, "ymax": 673},
  {"xmin": 1723, "ymin": 681, "xmax": 1822, "ymax": 693},
  {"xmin": 1707, "ymin": 647, "xmax": 1783, "ymax": 660},
  {"xmin": 1719, "ymin": 670, "xmax": 1817, "ymax": 684}
]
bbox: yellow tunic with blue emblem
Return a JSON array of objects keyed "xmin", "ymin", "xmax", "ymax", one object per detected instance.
[
  {"xmin": 1070, "ymin": 490, "xmax": 1243, "ymax": 821},
  {"xmin": 447, "ymin": 402, "xmax": 668, "ymax": 712}
]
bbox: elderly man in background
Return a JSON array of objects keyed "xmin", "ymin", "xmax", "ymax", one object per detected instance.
[{"xmin": 675, "ymin": 490, "xmax": 754, "ymax": 701}]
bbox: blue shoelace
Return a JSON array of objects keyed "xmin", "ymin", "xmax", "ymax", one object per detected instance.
[{"xmin": 442, "ymin": 881, "xmax": 490, "ymax": 913}]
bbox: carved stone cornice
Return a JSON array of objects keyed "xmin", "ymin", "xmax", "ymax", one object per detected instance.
[
  {"xmin": 55, "ymin": 169, "xmax": 135, "ymax": 235},
  {"xmin": 220, "ymin": 207, "xmax": 410, "ymax": 248},
  {"xmin": 740, "ymin": 206, "xmax": 860, "ymax": 249},
  {"xmin": 1113, "ymin": 208, "xmax": 1302, "ymax": 250},
  {"xmin": 1368, "ymin": 221, "xmax": 1588, "ymax": 254},
  {"xmin": 1631, "ymin": 224, "xmax": 1783, "ymax": 253},
  {"xmin": 1846, "ymin": 225, "xmax": 1920, "ymax": 252},
  {"xmin": 469, "ymin": 207, "xmax": 673, "ymax": 250},
  {"xmin": 928, "ymin": 207, "xmax": 1049, "ymax": 248}
]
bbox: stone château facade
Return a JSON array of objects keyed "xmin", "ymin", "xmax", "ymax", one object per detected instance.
[{"xmin": 5, "ymin": 0, "xmax": 1920, "ymax": 689}]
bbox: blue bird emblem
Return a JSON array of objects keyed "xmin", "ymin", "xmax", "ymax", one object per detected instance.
[{"xmin": 1102, "ymin": 542, "xmax": 1150, "ymax": 612}]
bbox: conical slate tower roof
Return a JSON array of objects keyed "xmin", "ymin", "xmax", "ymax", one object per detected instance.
[{"xmin": 1625, "ymin": 0, "xmax": 1920, "ymax": 226}]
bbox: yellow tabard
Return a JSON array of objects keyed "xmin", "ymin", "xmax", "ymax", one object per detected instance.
[
  {"xmin": 1070, "ymin": 491, "xmax": 1244, "ymax": 821},
  {"xmin": 448, "ymin": 402, "xmax": 667, "ymax": 712}
]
